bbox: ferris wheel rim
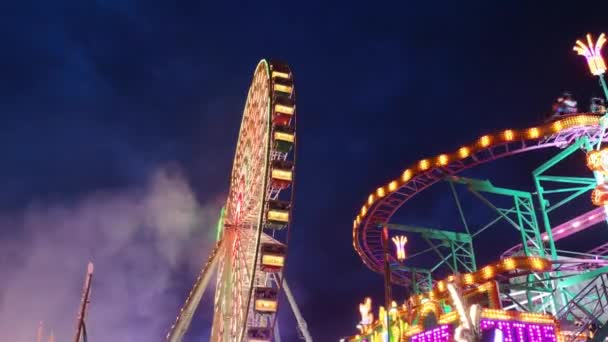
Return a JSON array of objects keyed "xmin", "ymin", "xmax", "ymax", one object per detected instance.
[
  {"xmin": 352, "ymin": 114, "xmax": 607, "ymax": 284},
  {"xmin": 212, "ymin": 59, "xmax": 297, "ymax": 341}
]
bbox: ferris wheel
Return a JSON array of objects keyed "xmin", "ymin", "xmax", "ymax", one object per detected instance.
[{"xmin": 166, "ymin": 60, "xmax": 311, "ymax": 341}]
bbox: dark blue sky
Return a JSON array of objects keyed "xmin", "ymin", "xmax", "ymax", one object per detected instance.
[{"xmin": 2, "ymin": 0, "xmax": 608, "ymax": 341}]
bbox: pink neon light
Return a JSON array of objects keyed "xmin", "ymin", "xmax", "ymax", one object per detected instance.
[
  {"xmin": 411, "ymin": 325, "xmax": 451, "ymax": 342},
  {"xmin": 409, "ymin": 320, "xmax": 557, "ymax": 342}
]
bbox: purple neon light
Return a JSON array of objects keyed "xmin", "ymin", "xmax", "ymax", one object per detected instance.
[
  {"xmin": 411, "ymin": 325, "xmax": 451, "ymax": 342},
  {"xmin": 502, "ymin": 206, "xmax": 607, "ymax": 258},
  {"xmin": 480, "ymin": 319, "xmax": 558, "ymax": 342},
  {"xmin": 409, "ymin": 320, "xmax": 557, "ymax": 342}
]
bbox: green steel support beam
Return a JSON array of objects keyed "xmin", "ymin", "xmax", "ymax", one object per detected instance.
[
  {"xmin": 450, "ymin": 175, "xmax": 551, "ymax": 312},
  {"xmin": 469, "ymin": 189, "xmax": 545, "ymax": 257},
  {"xmin": 386, "ymin": 224, "xmax": 472, "ymax": 243},
  {"xmin": 423, "ymin": 236, "xmax": 457, "ymax": 273},
  {"xmin": 391, "ymin": 264, "xmax": 433, "ymax": 294},
  {"xmin": 536, "ymin": 176, "xmax": 596, "ymax": 185},
  {"xmin": 449, "ymin": 180, "xmax": 472, "ymax": 236},
  {"xmin": 387, "ymin": 223, "xmax": 476, "ymax": 273},
  {"xmin": 532, "ymin": 137, "xmax": 588, "ymax": 260},
  {"xmin": 533, "ymin": 137, "xmax": 588, "ymax": 177},
  {"xmin": 558, "ymin": 267, "xmax": 608, "ymax": 288},
  {"xmin": 448, "ymin": 176, "xmax": 545, "ymax": 257},
  {"xmin": 449, "ymin": 176, "xmax": 531, "ymax": 198}
]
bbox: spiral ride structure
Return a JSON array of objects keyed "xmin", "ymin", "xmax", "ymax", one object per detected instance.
[
  {"xmin": 352, "ymin": 113, "xmax": 608, "ymax": 341},
  {"xmin": 167, "ymin": 60, "xmax": 297, "ymax": 342}
]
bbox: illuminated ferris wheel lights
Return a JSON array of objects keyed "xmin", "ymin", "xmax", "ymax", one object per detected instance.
[{"xmin": 574, "ymin": 33, "xmax": 607, "ymax": 76}]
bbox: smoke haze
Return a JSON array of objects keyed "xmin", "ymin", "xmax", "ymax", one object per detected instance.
[{"xmin": 0, "ymin": 165, "xmax": 220, "ymax": 341}]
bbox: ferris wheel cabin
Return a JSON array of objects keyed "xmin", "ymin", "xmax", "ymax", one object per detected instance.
[
  {"xmin": 265, "ymin": 200, "xmax": 290, "ymax": 230},
  {"xmin": 270, "ymin": 160, "xmax": 294, "ymax": 189},
  {"xmin": 260, "ymin": 243, "xmax": 287, "ymax": 272},
  {"xmin": 247, "ymin": 327, "xmax": 272, "ymax": 342},
  {"xmin": 253, "ymin": 287, "xmax": 279, "ymax": 313},
  {"xmin": 273, "ymin": 125, "xmax": 295, "ymax": 153}
]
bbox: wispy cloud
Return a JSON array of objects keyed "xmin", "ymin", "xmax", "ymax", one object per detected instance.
[{"xmin": 0, "ymin": 165, "xmax": 220, "ymax": 341}]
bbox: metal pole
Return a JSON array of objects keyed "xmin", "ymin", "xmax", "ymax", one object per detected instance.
[
  {"xmin": 37, "ymin": 321, "xmax": 43, "ymax": 342},
  {"xmin": 166, "ymin": 240, "xmax": 223, "ymax": 342},
  {"xmin": 595, "ymin": 75, "xmax": 608, "ymax": 151},
  {"xmin": 381, "ymin": 225, "xmax": 392, "ymax": 342},
  {"xmin": 73, "ymin": 262, "xmax": 94, "ymax": 342},
  {"xmin": 282, "ymin": 277, "xmax": 313, "ymax": 342},
  {"xmin": 599, "ymin": 75, "xmax": 608, "ymax": 101},
  {"xmin": 274, "ymin": 322, "xmax": 282, "ymax": 342}
]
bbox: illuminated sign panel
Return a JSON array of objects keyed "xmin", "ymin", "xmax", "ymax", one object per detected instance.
[
  {"xmin": 480, "ymin": 320, "xmax": 558, "ymax": 342},
  {"xmin": 411, "ymin": 325, "xmax": 451, "ymax": 342},
  {"xmin": 409, "ymin": 320, "xmax": 558, "ymax": 342}
]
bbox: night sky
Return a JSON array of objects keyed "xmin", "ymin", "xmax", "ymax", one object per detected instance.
[{"xmin": 2, "ymin": 1, "xmax": 608, "ymax": 341}]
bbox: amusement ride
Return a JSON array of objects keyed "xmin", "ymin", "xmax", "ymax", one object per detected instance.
[
  {"xmin": 166, "ymin": 60, "xmax": 312, "ymax": 342},
  {"xmin": 346, "ymin": 34, "xmax": 608, "ymax": 342}
]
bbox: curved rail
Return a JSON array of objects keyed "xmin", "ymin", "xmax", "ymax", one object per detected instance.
[{"xmin": 353, "ymin": 114, "xmax": 607, "ymax": 285}]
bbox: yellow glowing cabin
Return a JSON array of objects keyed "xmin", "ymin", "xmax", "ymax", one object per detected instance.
[
  {"xmin": 247, "ymin": 327, "xmax": 271, "ymax": 342},
  {"xmin": 273, "ymin": 97, "xmax": 295, "ymax": 126},
  {"xmin": 266, "ymin": 200, "xmax": 290, "ymax": 229},
  {"xmin": 261, "ymin": 243, "xmax": 287, "ymax": 272},
  {"xmin": 273, "ymin": 78, "xmax": 293, "ymax": 96},
  {"xmin": 273, "ymin": 125, "xmax": 295, "ymax": 153},
  {"xmin": 270, "ymin": 62, "xmax": 291, "ymax": 80},
  {"xmin": 254, "ymin": 287, "xmax": 279, "ymax": 313},
  {"xmin": 271, "ymin": 160, "xmax": 294, "ymax": 189}
]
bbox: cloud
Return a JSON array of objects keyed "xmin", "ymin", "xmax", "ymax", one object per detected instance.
[{"xmin": 0, "ymin": 165, "xmax": 221, "ymax": 341}]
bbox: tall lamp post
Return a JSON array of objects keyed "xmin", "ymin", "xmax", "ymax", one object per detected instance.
[
  {"xmin": 574, "ymin": 33, "xmax": 608, "ymax": 220},
  {"xmin": 381, "ymin": 225, "xmax": 392, "ymax": 342}
]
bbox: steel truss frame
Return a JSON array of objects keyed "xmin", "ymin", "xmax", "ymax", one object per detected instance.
[
  {"xmin": 167, "ymin": 238, "xmax": 313, "ymax": 341},
  {"xmin": 382, "ymin": 135, "xmax": 608, "ymax": 341}
]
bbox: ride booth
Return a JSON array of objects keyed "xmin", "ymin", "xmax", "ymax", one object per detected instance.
[{"xmin": 343, "ymin": 259, "xmax": 564, "ymax": 342}]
